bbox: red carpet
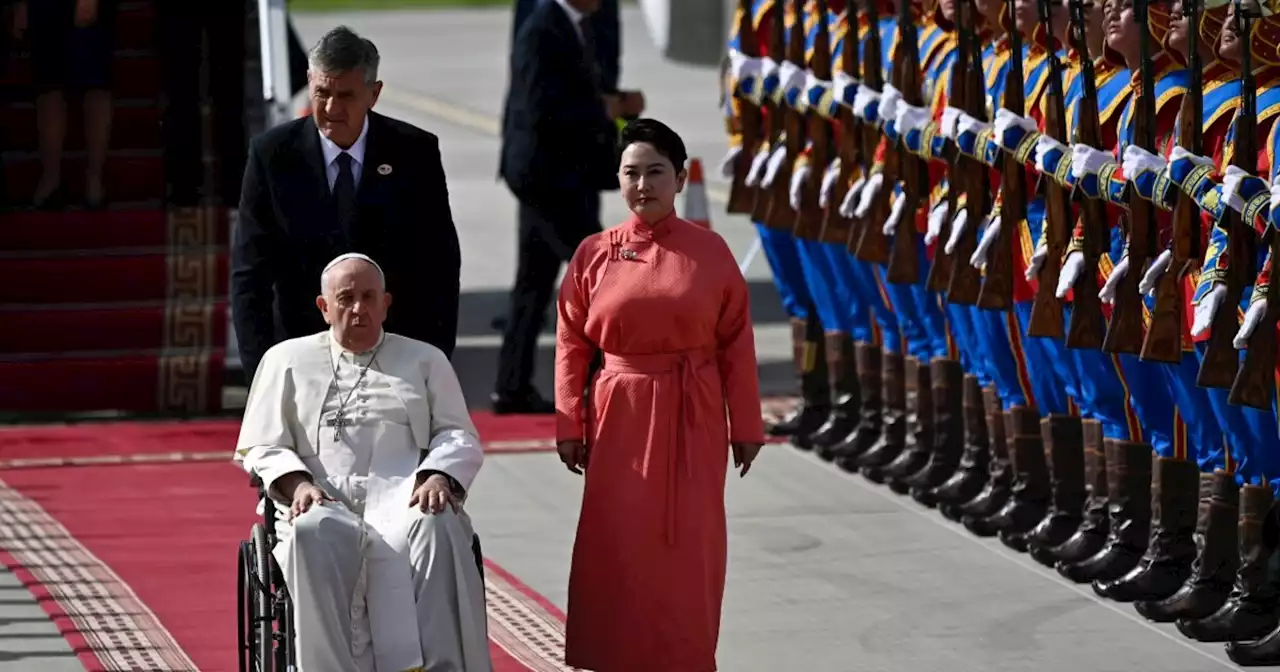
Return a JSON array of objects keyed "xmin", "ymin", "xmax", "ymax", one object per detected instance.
[
  {"xmin": 0, "ymin": 416, "xmax": 579, "ymax": 671},
  {"xmin": 1, "ymin": 0, "xmax": 229, "ymax": 416}
]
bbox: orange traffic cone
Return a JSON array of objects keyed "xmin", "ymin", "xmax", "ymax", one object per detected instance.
[{"xmin": 682, "ymin": 158, "xmax": 713, "ymax": 230}]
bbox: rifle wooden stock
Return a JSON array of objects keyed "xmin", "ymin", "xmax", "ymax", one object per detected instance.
[
  {"xmin": 927, "ymin": 12, "xmax": 969, "ymax": 293},
  {"xmin": 1231, "ymin": 233, "xmax": 1279, "ymax": 408},
  {"xmin": 885, "ymin": 5, "xmax": 924, "ymax": 285},
  {"xmin": 1199, "ymin": 216, "xmax": 1253, "ymax": 387},
  {"xmin": 1063, "ymin": 0, "xmax": 1105, "ymax": 348},
  {"xmin": 752, "ymin": 2, "xmax": 788, "ymax": 224},
  {"xmin": 1027, "ymin": 4, "xmax": 1071, "ymax": 338},
  {"xmin": 763, "ymin": 0, "xmax": 809, "ymax": 229},
  {"xmin": 946, "ymin": 8, "xmax": 988, "ymax": 304},
  {"xmin": 852, "ymin": 0, "xmax": 890, "ymax": 262},
  {"xmin": 821, "ymin": 13, "xmax": 862, "ymax": 245},
  {"xmin": 795, "ymin": 0, "xmax": 833, "ymax": 240},
  {"xmin": 977, "ymin": 13, "xmax": 1023, "ymax": 312},
  {"xmin": 728, "ymin": 0, "xmax": 764, "ymax": 215}
]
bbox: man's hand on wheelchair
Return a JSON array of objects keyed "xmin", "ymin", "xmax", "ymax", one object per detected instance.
[{"xmin": 409, "ymin": 473, "xmax": 458, "ymax": 515}]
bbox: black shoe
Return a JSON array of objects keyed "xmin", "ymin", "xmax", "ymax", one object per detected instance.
[{"xmin": 491, "ymin": 390, "xmax": 554, "ymax": 414}]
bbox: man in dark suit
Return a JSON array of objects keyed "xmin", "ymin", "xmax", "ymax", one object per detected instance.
[
  {"xmin": 495, "ymin": 0, "xmax": 643, "ymax": 414},
  {"xmin": 511, "ymin": 0, "xmax": 620, "ymax": 93},
  {"xmin": 232, "ymin": 25, "xmax": 460, "ymax": 382}
]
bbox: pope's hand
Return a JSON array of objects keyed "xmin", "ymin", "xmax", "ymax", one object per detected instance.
[
  {"xmin": 732, "ymin": 442, "xmax": 763, "ymax": 477},
  {"xmin": 288, "ymin": 481, "xmax": 331, "ymax": 521},
  {"xmin": 410, "ymin": 473, "xmax": 458, "ymax": 514},
  {"xmin": 557, "ymin": 439, "xmax": 589, "ymax": 475}
]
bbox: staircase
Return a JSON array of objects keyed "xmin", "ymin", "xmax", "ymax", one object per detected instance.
[{"xmin": 0, "ymin": 0, "xmax": 232, "ymax": 417}]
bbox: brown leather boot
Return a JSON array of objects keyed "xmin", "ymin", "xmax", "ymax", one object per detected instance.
[
  {"xmin": 1031, "ymin": 419, "xmax": 1109, "ymax": 567},
  {"xmin": 853, "ymin": 350, "xmax": 907, "ymax": 478},
  {"xmin": 955, "ymin": 387, "xmax": 1013, "ymax": 523},
  {"xmin": 830, "ymin": 343, "xmax": 883, "ymax": 464},
  {"xmin": 1026, "ymin": 415, "xmax": 1087, "ymax": 553},
  {"xmin": 1057, "ymin": 440, "xmax": 1152, "ymax": 583},
  {"xmin": 1135, "ymin": 471, "xmax": 1239, "ymax": 622},
  {"xmin": 933, "ymin": 374, "xmax": 991, "ymax": 516},
  {"xmin": 1177, "ymin": 485, "xmax": 1279, "ymax": 642},
  {"xmin": 963, "ymin": 408, "xmax": 1047, "ymax": 541},
  {"xmin": 883, "ymin": 357, "xmax": 933, "ymax": 493},
  {"xmin": 811, "ymin": 333, "xmax": 860, "ymax": 460},
  {"xmin": 907, "ymin": 359, "xmax": 966, "ymax": 506},
  {"xmin": 1095, "ymin": 456, "xmax": 1200, "ymax": 602},
  {"xmin": 770, "ymin": 316, "xmax": 831, "ymax": 443}
]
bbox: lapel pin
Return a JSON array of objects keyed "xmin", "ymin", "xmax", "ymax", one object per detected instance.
[
  {"xmin": 620, "ymin": 249, "xmax": 638, "ymax": 261},
  {"xmin": 377, "ymin": 163, "xmax": 393, "ymax": 176}
]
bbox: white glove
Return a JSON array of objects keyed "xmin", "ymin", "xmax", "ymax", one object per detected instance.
[
  {"xmin": 1168, "ymin": 145, "xmax": 1214, "ymax": 169},
  {"xmin": 971, "ymin": 215, "xmax": 1002, "ymax": 268},
  {"xmin": 759, "ymin": 57, "xmax": 780, "ymax": 86},
  {"xmin": 799, "ymin": 71, "xmax": 829, "ymax": 112},
  {"xmin": 778, "ymin": 61, "xmax": 806, "ymax": 99},
  {"xmin": 926, "ymin": 201, "xmax": 950, "ymax": 244},
  {"xmin": 1034, "ymin": 135, "xmax": 1069, "ymax": 175},
  {"xmin": 1191, "ymin": 283, "xmax": 1226, "ymax": 339},
  {"xmin": 840, "ymin": 175, "xmax": 867, "ymax": 218},
  {"xmin": 993, "ymin": 108, "xmax": 1038, "ymax": 140},
  {"xmin": 895, "ymin": 104, "xmax": 931, "ymax": 133},
  {"xmin": 944, "ymin": 209, "xmax": 969, "ymax": 255},
  {"xmin": 1099, "ymin": 255, "xmax": 1129, "ymax": 304},
  {"xmin": 880, "ymin": 84, "xmax": 903, "ymax": 123},
  {"xmin": 1056, "ymin": 251, "xmax": 1084, "ymax": 298},
  {"xmin": 728, "ymin": 50, "xmax": 762, "ymax": 84},
  {"xmin": 1071, "ymin": 144, "xmax": 1115, "ymax": 180},
  {"xmin": 855, "ymin": 173, "xmax": 885, "ymax": 219},
  {"xmin": 883, "ymin": 192, "xmax": 907, "ymax": 236},
  {"xmin": 761, "ymin": 144, "xmax": 790, "ymax": 187},
  {"xmin": 789, "ymin": 164, "xmax": 811, "ymax": 211},
  {"xmin": 940, "ymin": 106, "xmax": 964, "ymax": 140},
  {"xmin": 744, "ymin": 146, "xmax": 772, "ymax": 186},
  {"xmin": 1121, "ymin": 145, "xmax": 1168, "ymax": 180},
  {"xmin": 1026, "ymin": 242, "xmax": 1048, "ymax": 281},
  {"xmin": 1235, "ymin": 298, "xmax": 1268, "ymax": 349},
  {"xmin": 719, "ymin": 146, "xmax": 742, "ymax": 179},
  {"xmin": 1222, "ymin": 165, "xmax": 1252, "ymax": 214},
  {"xmin": 1138, "ymin": 249, "xmax": 1173, "ymax": 295},
  {"xmin": 852, "ymin": 85, "xmax": 881, "ymax": 120},
  {"xmin": 834, "ymin": 72, "xmax": 859, "ymax": 107},
  {"xmin": 819, "ymin": 160, "xmax": 842, "ymax": 208},
  {"xmin": 956, "ymin": 112, "xmax": 992, "ymax": 137}
]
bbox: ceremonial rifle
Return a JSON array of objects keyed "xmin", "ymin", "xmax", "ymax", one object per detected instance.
[
  {"xmin": 926, "ymin": 3, "xmax": 970, "ymax": 292},
  {"xmin": 1101, "ymin": 0, "xmax": 1159, "ymax": 353},
  {"xmin": 947, "ymin": 0, "xmax": 992, "ymax": 303},
  {"xmin": 796, "ymin": 0, "xmax": 835, "ymax": 239},
  {"xmin": 977, "ymin": 0, "xmax": 1025, "ymax": 309},
  {"xmin": 1064, "ymin": 0, "xmax": 1107, "ymax": 347},
  {"xmin": 752, "ymin": 0, "xmax": 790, "ymax": 224},
  {"xmin": 728, "ymin": 0, "xmax": 766, "ymax": 214},
  {"xmin": 823, "ymin": 2, "xmax": 863, "ymax": 245},
  {"xmin": 854, "ymin": 0, "xmax": 894, "ymax": 263},
  {"xmin": 885, "ymin": 0, "xmax": 927, "ymax": 284},
  {"xmin": 1143, "ymin": 0, "xmax": 1204, "ymax": 362},
  {"xmin": 1228, "ymin": 0, "xmax": 1273, "ymax": 405},
  {"xmin": 1028, "ymin": 0, "xmax": 1074, "ymax": 336}
]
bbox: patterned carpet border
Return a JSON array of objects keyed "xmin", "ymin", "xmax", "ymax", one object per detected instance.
[
  {"xmin": 0, "ymin": 477, "xmax": 197, "ymax": 671},
  {"xmin": 482, "ymin": 560, "xmax": 580, "ymax": 672}
]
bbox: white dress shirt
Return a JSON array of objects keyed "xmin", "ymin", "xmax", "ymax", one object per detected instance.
[
  {"xmin": 553, "ymin": 0, "xmax": 586, "ymax": 42},
  {"xmin": 319, "ymin": 116, "xmax": 370, "ymax": 191}
]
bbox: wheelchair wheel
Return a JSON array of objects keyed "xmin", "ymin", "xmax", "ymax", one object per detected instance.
[
  {"xmin": 249, "ymin": 524, "xmax": 276, "ymax": 672},
  {"xmin": 237, "ymin": 540, "xmax": 252, "ymax": 672}
]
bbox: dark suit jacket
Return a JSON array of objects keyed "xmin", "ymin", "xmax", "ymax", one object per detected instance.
[
  {"xmin": 500, "ymin": 0, "xmax": 619, "ymax": 223},
  {"xmin": 511, "ymin": 0, "xmax": 619, "ymax": 93},
  {"xmin": 231, "ymin": 112, "xmax": 460, "ymax": 381}
]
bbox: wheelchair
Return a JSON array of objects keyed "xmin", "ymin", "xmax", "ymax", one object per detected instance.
[{"xmin": 236, "ymin": 473, "xmax": 486, "ymax": 672}]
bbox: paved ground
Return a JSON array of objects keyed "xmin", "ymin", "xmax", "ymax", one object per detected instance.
[{"xmin": 0, "ymin": 6, "xmax": 1259, "ymax": 671}]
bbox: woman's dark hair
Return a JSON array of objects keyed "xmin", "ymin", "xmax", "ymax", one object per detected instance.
[{"xmin": 617, "ymin": 118, "xmax": 688, "ymax": 171}]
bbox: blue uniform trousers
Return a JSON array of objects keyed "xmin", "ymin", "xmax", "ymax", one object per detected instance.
[
  {"xmin": 1064, "ymin": 305, "xmax": 1141, "ymax": 442},
  {"xmin": 1114, "ymin": 354, "xmax": 1175, "ymax": 457},
  {"xmin": 1012, "ymin": 301, "xmax": 1072, "ymax": 415},
  {"xmin": 1194, "ymin": 342, "xmax": 1280, "ymax": 491},
  {"xmin": 1160, "ymin": 352, "xmax": 1226, "ymax": 471},
  {"xmin": 971, "ymin": 307, "xmax": 1032, "ymax": 409},
  {"xmin": 845, "ymin": 253, "xmax": 902, "ymax": 353},
  {"xmin": 796, "ymin": 238, "xmax": 874, "ymax": 342},
  {"xmin": 878, "ymin": 232, "xmax": 948, "ymax": 360},
  {"xmin": 945, "ymin": 301, "xmax": 990, "ymax": 387},
  {"xmin": 755, "ymin": 223, "xmax": 811, "ymax": 320}
]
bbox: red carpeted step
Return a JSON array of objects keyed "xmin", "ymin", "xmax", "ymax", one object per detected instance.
[
  {"xmin": 0, "ymin": 98, "xmax": 162, "ymax": 153},
  {"xmin": 1, "ymin": 149, "xmax": 165, "ymax": 209},
  {"xmin": 116, "ymin": 1, "xmax": 158, "ymax": 51},
  {"xmin": 0, "ymin": 251, "xmax": 228, "ymax": 304},
  {"xmin": 0, "ymin": 209, "xmax": 168, "ymax": 251},
  {"xmin": 0, "ymin": 352, "xmax": 225, "ymax": 413},
  {"xmin": 1, "ymin": 50, "xmax": 162, "ymax": 99},
  {"xmin": 0, "ymin": 301, "xmax": 228, "ymax": 354}
]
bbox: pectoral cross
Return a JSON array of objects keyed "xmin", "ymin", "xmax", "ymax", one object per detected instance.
[{"xmin": 326, "ymin": 413, "xmax": 353, "ymax": 441}]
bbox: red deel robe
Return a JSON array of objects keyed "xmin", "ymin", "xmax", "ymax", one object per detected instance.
[{"xmin": 555, "ymin": 213, "xmax": 765, "ymax": 672}]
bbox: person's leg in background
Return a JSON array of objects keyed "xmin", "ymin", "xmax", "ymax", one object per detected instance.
[
  {"xmin": 72, "ymin": 0, "xmax": 116, "ymax": 208},
  {"xmin": 27, "ymin": 0, "xmax": 71, "ymax": 208}
]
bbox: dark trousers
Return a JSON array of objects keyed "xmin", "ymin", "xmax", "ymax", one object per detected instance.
[{"xmin": 495, "ymin": 191, "xmax": 600, "ymax": 396}]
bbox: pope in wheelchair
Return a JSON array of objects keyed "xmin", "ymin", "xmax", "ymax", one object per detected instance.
[{"xmin": 234, "ymin": 253, "xmax": 493, "ymax": 672}]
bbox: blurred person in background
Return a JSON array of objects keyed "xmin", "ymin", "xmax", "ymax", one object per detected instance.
[
  {"xmin": 495, "ymin": 0, "xmax": 644, "ymax": 414},
  {"xmin": 15, "ymin": 0, "xmax": 116, "ymax": 210},
  {"xmin": 511, "ymin": 0, "xmax": 620, "ymax": 92}
]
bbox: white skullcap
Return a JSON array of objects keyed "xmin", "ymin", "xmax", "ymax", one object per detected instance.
[{"xmin": 320, "ymin": 252, "xmax": 385, "ymax": 292}]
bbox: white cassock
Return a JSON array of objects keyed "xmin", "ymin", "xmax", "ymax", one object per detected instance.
[{"xmin": 234, "ymin": 330, "xmax": 492, "ymax": 672}]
